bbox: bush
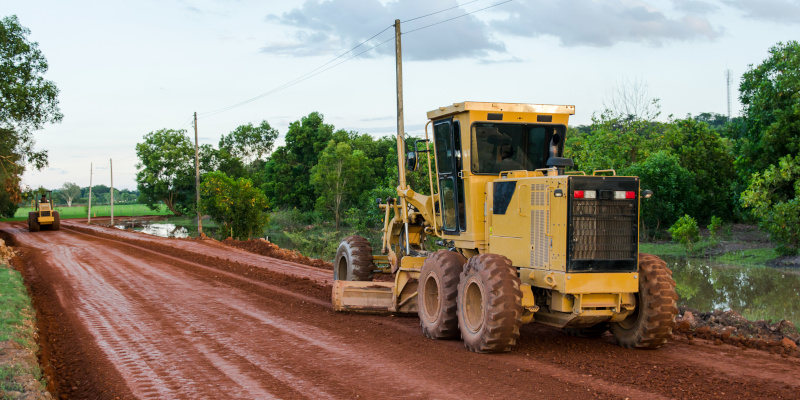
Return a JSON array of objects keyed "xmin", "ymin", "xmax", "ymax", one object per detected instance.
[
  {"xmin": 708, "ymin": 215, "xmax": 724, "ymax": 243},
  {"xmin": 200, "ymin": 171, "xmax": 269, "ymax": 240},
  {"xmin": 669, "ymin": 215, "xmax": 700, "ymax": 252},
  {"xmin": 741, "ymin": 155, "xmax": 800, "ymax": 255}
]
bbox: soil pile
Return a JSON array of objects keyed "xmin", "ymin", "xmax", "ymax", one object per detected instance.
[
  {"xmin": 222, "ymin": 238, "xmax": 333, "ymax": 270},
  {"xmin": 675, "ymin": 306, "xmax": 800, "ymax": 357},
  {"xmin": 0, "ymin": 239, "xmax": 15, "ymax": 264}
]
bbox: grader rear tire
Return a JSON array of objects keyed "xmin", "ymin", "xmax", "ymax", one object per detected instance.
[
  {"xmin": 52, "ymin": 211, "xmax": 61, "ymax": 231},
  {"xmin": 334, "ymin": 235, "xmax": 374, "ymax": 281},
  {"xmin": 610, "ymin": 253, "xmax": 679, "ymax": 349},
  {"xmin": 418, "ymin": 250, "xmax": 466, "ymax": 340},
  {"xmin": 457, "ymin": 254, "xmax": 523, "ymax": 353}
]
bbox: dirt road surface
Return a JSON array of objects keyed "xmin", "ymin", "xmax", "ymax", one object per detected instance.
[{"xmin": 1, "ymin": 220, "xmax": 798, "ymax": 399}]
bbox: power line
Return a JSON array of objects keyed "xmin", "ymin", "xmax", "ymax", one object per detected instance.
[
  {"xmin": 401, "ymin": 0, "xmax": 483, "ymax": 24},
  {"xmin": 198, "ymin": 24, "xmax": 395, "ymax": 118},
  {"xmin": 404, "ymin": 0, "xmax": 512, "ymax": 35},
  {"xmin": 196, "ymin": 0, "xmax": 513, "ymax": 120}
]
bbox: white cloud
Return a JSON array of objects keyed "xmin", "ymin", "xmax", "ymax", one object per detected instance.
[
  {"xmin": 493, "ymin": 0, "xmax": 721, "ymax": 47},
  {"xmin": 262, "ymin": 0, "xmax": 505, "ymax": 60},
  {"xmin": 724, "ymin": 0, "xmax": 800, "ymax": 24}
]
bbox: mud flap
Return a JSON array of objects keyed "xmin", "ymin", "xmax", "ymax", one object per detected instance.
[{"xmin": 332, "ymin": 281, "xmax": 395, "ymax": 313}]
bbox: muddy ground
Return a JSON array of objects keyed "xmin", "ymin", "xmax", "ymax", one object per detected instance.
[{"xmin": 1, "ymin": 220, "xmax": 799, "ymax": 399}]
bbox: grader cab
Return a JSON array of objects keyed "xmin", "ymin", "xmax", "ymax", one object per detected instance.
[
  {"xmin": 333, "ymin": 102, "xmax": 678, "ymax": 353},
  {"xmin": 28, "ymin": 190, "xmax": 61, "ymax": 232}
]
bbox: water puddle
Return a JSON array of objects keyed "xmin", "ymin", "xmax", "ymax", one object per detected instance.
[
  {"xmin": 116, "ymin": 222, "xmax": 189, "ymax": 239},
  {"xmin": 665, "ymin": 256, "xmax": 800, "ymax": 326}
]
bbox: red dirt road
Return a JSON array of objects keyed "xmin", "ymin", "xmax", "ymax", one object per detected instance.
[{"xmin": 2, "ymin": 221, "xmax": 799, "ymax": 399}]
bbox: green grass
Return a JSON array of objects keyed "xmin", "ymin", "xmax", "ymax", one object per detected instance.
[
  {"xmin": 2, "ymin": 204, "xmax": 171, "ymax": 221},
  {"xmin": 714, "ymin": 248, "xmax": 778, "ymax": 267},
  {"xmin": 641, "ymin": 240, "xmax": 779, "ymax": 267},
  {"xmin": 0, "ymin": 264, "xmax": 44, "ymax": 394},
  {"xmin": 0, "ymin": 267, "xmax": 36, "ymax": 348}
]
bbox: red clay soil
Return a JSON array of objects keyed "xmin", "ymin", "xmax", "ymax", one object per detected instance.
[
  {"xmin": 221, "ymin": 238, "xmax": 333, "ymax": 270},
  {"xmin": 1, "ymin": 220, "xmax": 799, "ymax": 399}
]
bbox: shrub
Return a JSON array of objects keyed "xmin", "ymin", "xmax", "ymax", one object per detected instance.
[
  {"xmin": 708, "ymin": 215, "xmax": 724, "ymax": 243},
  {"xmin": 669, "ymin": 215, "xmax": 700, "ymax": 252}
]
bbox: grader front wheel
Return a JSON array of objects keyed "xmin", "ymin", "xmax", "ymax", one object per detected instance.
[
  {"xmin": 610, "ymin": 253, "xmax": 679, "ymax": 349},
  {"xmin": 418, "ymin": 250, "xmax": 466, "ymax": 340},
  {"xmin": 457, "ymin": 254, "xmax": 523, "ymax": 353},
  {"xmin": 334, "ymin": 235, "xmax": 374, "ymax": 281}
]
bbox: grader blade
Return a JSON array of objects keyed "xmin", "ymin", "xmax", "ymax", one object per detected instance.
[{"xmin": 331, "ymin": 281, "xmax": 395, "ymax": 313}]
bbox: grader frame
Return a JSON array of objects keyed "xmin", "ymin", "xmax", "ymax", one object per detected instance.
[{"xmin": 333, "ymin": 101, "xmax": 678, "ymax": 352}]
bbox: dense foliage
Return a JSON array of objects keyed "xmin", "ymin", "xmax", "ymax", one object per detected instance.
[
  {"xmin": 0, "ymin": 16, "xmax": 61, "ymax": 217},
  {"xmin": 200, "ymin": 171, "xmax": 269, "ymax": 240}
]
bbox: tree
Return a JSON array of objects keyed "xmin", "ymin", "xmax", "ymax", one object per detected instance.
[
  {"xmin": 741, "ymin": 155, "xmax": 800, "ymax": 255},
  {"xmin": 736, "ymin": 41, "xmax": 800, "ymax": 179},
  {"xmin": 602, "ymin": 77, "xmax": 660, "ymax": 121},
  {"xmin": 0, "ymin": 15, "xmax": 62, "ymax": 217},
  {"xmin": 219, "ymin": 120, "xmax": 279, "ymax": 165},
  {"xmin": 623, "ymin": 151, "xmax": 694, "ymax": 234},
  {"xmin": 135, "ymin": 129, "xmax": 194, "ymax": 216},
  {"xmin": 59, "ymin": 182, "xmax": 81, "ymax": 207},
  {"xmin": 310, "ymin": 140, "xmax": 369, "ymax": 229},
  {"xmin": 201, "ymin": 171, "xmax": 269, "ymax": 240},
  {"xmin": 262, "ymin": 112, "xmax": 333, "ymax": 211},
  {"xmin": 661, "ymin": 118, "xmax": 736, "ymax": 222}
]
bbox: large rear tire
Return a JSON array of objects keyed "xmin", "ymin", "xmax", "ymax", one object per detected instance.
[
  {"xmin": 334, "ymin": 235, "xmax": 374, "ymax": 281},
  {"xmin": 418, "ymin": 250, "xmax": 466, "ymax": 339},
  {"xmin": 457, "ymin": 254, "xmax": 523, "ymax": 353},
  {"xmin": 29, "ymin": 212, "xmax": 40, "ymax": 232},
  {"xmin": 52, "ymin": 211, "xmax": 61, "ymax": 231},
  {"xmin": 610, "ymin": 253, "xmax": 679, "ymax": 349}
]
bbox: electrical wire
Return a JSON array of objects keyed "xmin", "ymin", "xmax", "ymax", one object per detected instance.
[
  {"xmin": 401, "ymin": 0, "xmax": 482, "ymax": 24},
  {"xmin": 198, "ymin": 24, "xmax": 395, "ymax": 118},
  {"xmin": 196, "ymin": 0, "xmax": 513, "ymax": 120},
  {"xmin": 404, "ymin": 0, "xmax": 512, "ymax": 35}
]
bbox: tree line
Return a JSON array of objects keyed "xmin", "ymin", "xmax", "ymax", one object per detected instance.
[{"xmin": 144, "ymin": 41, "xmax": 797, "ymax": 254}]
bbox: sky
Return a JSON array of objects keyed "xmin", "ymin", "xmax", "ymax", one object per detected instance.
[{"xmin": 4, "ymin": 0, "xmax": 800, "ymax": 191}]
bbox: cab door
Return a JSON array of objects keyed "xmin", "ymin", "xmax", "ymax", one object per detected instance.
[{"xmin": 433, "ymin": 118, "xmax": 466, "ymax": 234}]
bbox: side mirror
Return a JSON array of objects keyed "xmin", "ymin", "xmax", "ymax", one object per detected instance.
[{"xmin": 406, "ymin": 151, "xmax": 418, "ymax": 172}]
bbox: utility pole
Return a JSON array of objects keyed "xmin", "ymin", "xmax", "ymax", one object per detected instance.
[
  {"xmin": 194, "ymin": 112, "xmax": 202, "ymax": 235},
  {"xmin": 394, "ymin": 19, "xmax": 410, "ymax": 255},
  {"xmin": 88, "ymin": 163, "xmax": 93, "ymax": 224},
  {"xmin": 110, "ymin": 158, "xmax": 114, "ymax": 226}
]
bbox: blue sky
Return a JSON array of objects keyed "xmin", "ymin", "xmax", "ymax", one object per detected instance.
[{"xmin": 5, "ymin": 0, "xmax": 800, "ymax": 190}]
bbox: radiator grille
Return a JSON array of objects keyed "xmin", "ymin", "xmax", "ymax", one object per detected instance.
[
  {"xmin": 571, "ymin": 199, "xmax": 636, "ymax": 261},
  {"xmin": 41, "ymin": 211, "xmax": 51, "ymax": 217}
]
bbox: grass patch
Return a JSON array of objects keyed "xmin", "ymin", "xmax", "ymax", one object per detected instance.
[
  {"xmin": 714, "ymin": 248, "xmax": 778, "ymax": 267},
  {"xmin": 0, "ymin": 267, "xmax": 36, "ymax": 349},
  {"xmin": 2, "ymin": 204, "xmax": 172, "ymax": 221},
  {"xmin": 0, "ymin": 264, "xmax": 43, "ymax": 394}
]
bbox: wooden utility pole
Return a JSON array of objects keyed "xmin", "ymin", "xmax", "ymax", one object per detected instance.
[
  {"xmin": 110, "ymin": 158, "xmax": 114, "ymax": 225},
  {"xmin": 394, "ymin": 19, "xmax": 410, "ymax": 255},
  {"xmin": 88, "ymin": 163, "xmax": 93, "ymax": 224},
  {"xmin": 194, "ymin": 112, "xmax": 202, "ymax": 234}
]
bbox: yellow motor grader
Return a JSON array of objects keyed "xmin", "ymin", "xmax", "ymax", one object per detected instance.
[
  {"xmin": 333, "ymin": 101, "xmax": 678, "ymax": 353},
  {"xmin": 28, "ymin": 190, "xmax": 61, "ymax": 232}
]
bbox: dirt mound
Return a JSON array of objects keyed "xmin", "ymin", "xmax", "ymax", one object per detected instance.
[
  {"xmin": 0, "ymin": 239, "xmax": 15, "ymax": 264},
  {"xmin": 222, "ymin": 238, "xmax": 333, "ymax": 270},
  {"xmin": 674, "ymin": 307, "xmax": 800, "ymax": 357}
]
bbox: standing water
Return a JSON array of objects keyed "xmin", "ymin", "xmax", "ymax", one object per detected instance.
[{"xmin": 666, "ymin": 256, "xmax": 800, "ymax": 327}]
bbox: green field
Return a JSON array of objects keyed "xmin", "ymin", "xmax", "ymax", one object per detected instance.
[{"xmin": 2, "ymin": 204, "xmax": 171, "ymax": 221}]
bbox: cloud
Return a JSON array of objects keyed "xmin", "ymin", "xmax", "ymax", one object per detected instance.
[
  {"xmin": 262, "ymin": 0, "xmax": 505, "ymax": 60},
  {"xmin": 493, "ymin": 0, "xmax": 721, "ymax": 47},
  {"xmin": 672, "ymin": 0, "xmax": 720, "ymax": 15},
  {"xmin": 723, "ymin": 0, "xmax": 800, "ymax": 24}
]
